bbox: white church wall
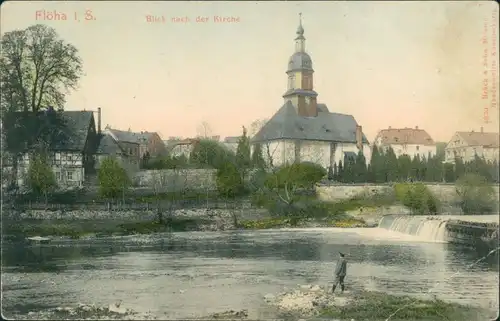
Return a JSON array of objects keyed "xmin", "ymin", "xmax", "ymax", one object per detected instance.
[
  {"xmin": 262, "ymin": 140, "xmax": 295, "ymax": 167},
  {"xmin": 300, "ymin": 141, "xmax": 330, "ymax": 168}
]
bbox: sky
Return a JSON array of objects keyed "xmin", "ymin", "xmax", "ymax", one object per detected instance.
[{"xmin": 1, "ymin": 1, "xmax": 499, "ymax": 142}]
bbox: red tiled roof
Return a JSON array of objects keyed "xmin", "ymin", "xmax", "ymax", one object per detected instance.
[
  {"xmin": 457, "ymin": 131, "xmax": 499, "ymax": 148},
  {"xmin": 376, "ymin": 128, "xmax": 435, "ymax": 145}
]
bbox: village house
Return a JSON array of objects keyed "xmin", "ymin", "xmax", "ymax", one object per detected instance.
[
  {"xmin": 164, "ymin": 137, "xmax": 200, "ymax": 159},
  {"xmin": 373, "ymin": 126, "xmax": 436, "ymax": 159},
  {"xmin": 444, "ymin": 128, "xmax": 500, "ymax": 163},
  {"xmin": 251, "ymin": 15, "xmax": 370, "ymax": 169},
  {"xmin": 105, "ymin": 127, "xmax": 167, "ymax": 159},
  {"xmin": 223, "ymin": 136, "xmax": 241, "ymax": 154},
  {"xmin": 3, "ymin": 108, "xmax": 100, "ymax": 190},
  {"xmin": 95, "ymin": 133, "xmax": 140, "ymax": 174}
]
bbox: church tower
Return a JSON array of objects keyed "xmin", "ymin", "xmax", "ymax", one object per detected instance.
[{"xmin": 283, "ymin": 13, "xmax": 319, "ymax": 117}]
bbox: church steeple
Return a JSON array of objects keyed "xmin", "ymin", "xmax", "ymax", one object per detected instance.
[
  {"xmin": 295, "ymin": 13, "xmax": 306, "ymax": 53},
  {"xmin": 283, "ymin": 13, "xmax": 319, "ymax": 117}
]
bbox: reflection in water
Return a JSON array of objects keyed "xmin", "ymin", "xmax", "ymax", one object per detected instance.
[{"xmin": 2, "ymin": 228, "xmax": 499, "ymax": 319}]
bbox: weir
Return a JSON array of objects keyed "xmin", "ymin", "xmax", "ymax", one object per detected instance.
[{"xmin": 378, "ymin": 214, "xmax": 499, "ymax": 249}]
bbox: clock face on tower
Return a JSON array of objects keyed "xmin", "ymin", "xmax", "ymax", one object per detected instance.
[{"xmin": 305, "ymin": 97, "xmax": 310, "ymax": 104}]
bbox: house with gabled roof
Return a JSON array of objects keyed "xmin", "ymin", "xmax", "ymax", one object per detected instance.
[
  {"xmin": 164, "ymin": 137, "xmax": 199, "ymax": 159},
  {"xmin": 444, "ymin": 128, "xmax": 499, "ymax": 163},
  {"xmin": 95, "ymin": 133, "xmax": 140, "ymax": 174},
  {"xmin": 373, "ymin": 126, "xmax": 436, "ymax": 159},
  {"xmin": 251, "ymin": 16, "xmax": 370, "ymax": 169},
  {"xmin": 105, "ymin": 127, "xmax": 167, "ymax": 159},
  {"xmin": 2, "ymin": 109, "xmax": 100, "ymax": 190}
]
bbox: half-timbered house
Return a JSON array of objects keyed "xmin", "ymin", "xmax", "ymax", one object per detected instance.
[{"xmin": 4, "ymin": 109, "xmax": 99, "ymax": 190}]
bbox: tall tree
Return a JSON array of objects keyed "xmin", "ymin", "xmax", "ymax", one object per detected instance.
[
  {"xmin": 398, "ymin": 154, "xmax": 412, "ymax": 182},
  {"xmin": 1, "ymin": 25, "xmax": 83, "ymax": 188},
  {"xmin": 251, "ymin": 143, "xmax": 266, "ymax": 169},
  {"xmin": 0, "ymin": 24, "xmax": 83, "ymax": 113},
  {"xmin": 337, "ymin": 160, "xmax": 344, "ymax": 182},
  {"xmin": 384, "ymin": 147, "xmax": 398, "ymax": 182},
  {"xmin": 196, "ymin": 121, "xmax": 213, "ymax": 138},
  {"xmin": 443, "ymin": 163, "xmax": 455, "ymax": 182},
  {"xmin": 235, "ymin": 126, "xmax": 251, "ymax": 174},
  {"xmin": 410, "ymin": 155, "xmax": 422, "ymax": 181},
  {"xmin": 425, "ymin": 155, "xmax": 442, "ymax": 182},
  {"xmin": 370, "ymin": 145, "xmax": 385, "ymax": 183},
  {"xmin": 454, "ymin": 157, "xmax": 466, "ymax": 180},
  {"xmin": 343, "ymin": 155, "xmax": 355, "ymax": 183},
  {"xmin": 354, "ymin": 150, "xmax": 367, "ymax": 183}
]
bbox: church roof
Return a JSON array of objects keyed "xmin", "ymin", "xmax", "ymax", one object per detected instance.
[{"xmin": 251, "ymin": 101, "xmax": 369, "ymax": 144}]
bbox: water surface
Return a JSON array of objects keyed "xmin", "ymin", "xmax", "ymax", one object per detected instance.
[{"xmin": 2, "ymin": 228, "xmax": 499, "ymax": 319}]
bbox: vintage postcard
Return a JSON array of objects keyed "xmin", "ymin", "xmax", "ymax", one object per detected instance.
[{"xmin": 1, "ymin": 1, "xmax": 499, "ymax": 320}]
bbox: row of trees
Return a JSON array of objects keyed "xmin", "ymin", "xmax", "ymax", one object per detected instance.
[{"xmin": 330, "ymin": 145, "xmax": 499, "ymax": 183}]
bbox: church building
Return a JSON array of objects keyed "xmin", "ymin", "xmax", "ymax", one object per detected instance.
[{"xmin": 251, "ymin": 15, "xmax": 371, "ymax": 169}]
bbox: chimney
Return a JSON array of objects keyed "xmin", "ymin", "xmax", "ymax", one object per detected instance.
[
  {"xmin": 97, "ymin": 107, "xmax": 101, "ymax": 134},
  {"xmin": 480, "ymin": 127, "xmax": 484, "ymax": 133},
  {"xmin": 415, "ymin": 126, "xmax": 419, "ymax": 129},
  {"xmin": 356, "ymin": 125, "xmax": 363, "ymax": 150}
]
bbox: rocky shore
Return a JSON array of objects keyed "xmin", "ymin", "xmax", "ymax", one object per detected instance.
[{"xmin": 263, "ymin": 284, "xmax": 350, "ymax": 318}]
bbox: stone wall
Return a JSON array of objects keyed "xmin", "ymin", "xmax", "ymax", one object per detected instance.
[
  {"xmin": 446, "ymin": 220, "xmax": 499, "ymax": 250},
  {"xmin": 316, "ymin": 183, "xmax": 500, "ymax": 204},
  {"xmin": 132, "ymin": 169, "xmax": 217, "ymax": 192}
]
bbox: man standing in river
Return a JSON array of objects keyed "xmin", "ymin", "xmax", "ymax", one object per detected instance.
[{"xmin": 332, "ymin": 252, "xmax": 347, "ymax": 294}]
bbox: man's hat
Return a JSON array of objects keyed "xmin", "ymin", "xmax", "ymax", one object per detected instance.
[{"xmin": 339, "ymin": 252, "xmax": 345, "ymax": 256}]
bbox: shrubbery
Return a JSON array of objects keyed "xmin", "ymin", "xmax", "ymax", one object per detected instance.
[
  {"xmin": 216, "ymin": 162, "xmax": 246, "ymax": 198},
  {"xmin": 26, "ymin": 152, "xmax": 57, "ymax": 203},
  {"xmin": 98, "ymin": 157, "xmax": 131, "ymax": 200},
  {"xmin": 265, "ymin": 162, "xmax": 326, "ymax": 191},
  {"xmin": 394, "ymin": 182, "xmax": 439, "ymax": 214},
  {"xmin": 455, "ymin": 173, "xmax": 496, "ymax": 214}
]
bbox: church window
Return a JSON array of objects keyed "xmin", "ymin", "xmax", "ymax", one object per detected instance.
[{"xmin": 288, "ymin": 75, "xmax": 295, "ymax": 89}]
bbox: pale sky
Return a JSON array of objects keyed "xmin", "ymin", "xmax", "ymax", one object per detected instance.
[{"xmin": 1, "ymin": 1, "xmax": 499, "ymax": 142}]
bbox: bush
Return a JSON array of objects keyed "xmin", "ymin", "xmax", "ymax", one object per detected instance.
[
  {"xmin": 247, "ymin": 168, "xmax": 268, "ymax": 192},
  {"xmin": 265, "ymin": 162, "xmax": 327, "ymax": 190},
  {"xmin": 216, "ymin": 161, "xmax": 246, "ymax": 198},
  {"xmin": 394, "ymin": 183, "xmax": 439, "ymax": 214},
  {"xmin": 98, "ymin": 157, "xmax": 131, "ymax": 199},
  {"xmin": 455, "ymin": 173, "xmax": 496, "ymax": 214}
]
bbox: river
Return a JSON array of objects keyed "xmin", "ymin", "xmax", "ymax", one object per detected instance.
[{"xmin": 2, "ymin": 228, "xmax": 499, "ymax": 320}]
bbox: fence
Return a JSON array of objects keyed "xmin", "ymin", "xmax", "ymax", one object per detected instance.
[{"xmin": 8, "ymin": 199, "xmax": 254, "ymax": 212}]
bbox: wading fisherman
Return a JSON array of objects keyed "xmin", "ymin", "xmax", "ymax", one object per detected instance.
[{"xmin": 332, "ymin": 252, "xmax": 347, "ymax": 294}]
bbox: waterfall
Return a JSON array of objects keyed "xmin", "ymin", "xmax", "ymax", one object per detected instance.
[{"xmin": 378, "ymin": 215, "xmax": 448, "ymax": 242}]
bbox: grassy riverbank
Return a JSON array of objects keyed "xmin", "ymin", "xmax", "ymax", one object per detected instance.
[
  {"xmin": 4, "ymin": 188, "xmax": 399, "ymax": 239},
  {"xmin": 3, "ymin": 218, "xmax": 212, "ymax": 240},
  {"xmin": 271, "ymin": 291, "xmax": 490, "ymax": 321},
  {"xmin": 239, "ymin": 191, "xmax": 396, "ymax": 229},
  {"xmin": 317, "ymin": 291, "xmax": 489, "ymax": 321},
  {"xmin": 238, "ymin": 217, "xmax": 368, "ymax": 229}
]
